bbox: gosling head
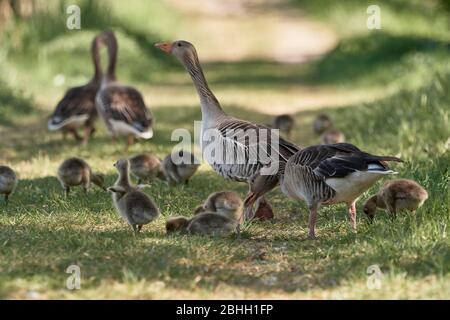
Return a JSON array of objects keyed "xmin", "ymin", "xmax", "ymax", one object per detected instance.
[
  {"xmin": 166, "ymin": 216, "xmax": 190, "ymax": 233},
  {"xmin": 114, "ymin": 159, "xmax": 130, "ymax": 173},
  {"xmin": 91, "ymin": 172, "xmax": 106, "ymax": 191},
  {"xmin": 363, "ymin": 195, "xmax": 378, "ymax": 221},
  {"xmin": 155, "ymin": 40, "xmax": 199, "ymax": 65}
]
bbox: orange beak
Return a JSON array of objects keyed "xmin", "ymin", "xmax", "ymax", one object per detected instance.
[{"xmin": 155, "ymin": 42, "xmax": 173, "ymax": 53}]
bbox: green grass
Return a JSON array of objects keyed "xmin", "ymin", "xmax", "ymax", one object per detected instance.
[{"xmin": 0, "ymin": 0, "xmax": 449, "ymax": 299}]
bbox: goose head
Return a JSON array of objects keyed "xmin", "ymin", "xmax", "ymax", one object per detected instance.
[
  {"xmin": 166, "ymin": 216, "xmax": 190, "ymax": 233},
  {"xmin": 114, "ymin": 158, "xmax": 130, "ymax": 173},
  {"xmin": 363, "ymin": 195, "xmax": 378, "ymax": 221},
  {"xmin": 91, "ymin": 172, "xmax": 106, "ymax": 191},
  {"xmin": 244, "ymin": 173, "xmax": 279, "ymax": 209},
  {"xmin": 155, "ymin": 40, "xmax": 198, "ymax": 62}
]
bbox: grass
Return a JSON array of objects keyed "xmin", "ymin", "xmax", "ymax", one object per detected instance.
[{"xmin": 0, "ymin": 0, "xmax": 449, "ymax": 299}]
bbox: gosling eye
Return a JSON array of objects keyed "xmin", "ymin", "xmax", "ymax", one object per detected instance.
[{"xmin": 177, "ymin": 42, "xmax": 182, "ymax": 47}]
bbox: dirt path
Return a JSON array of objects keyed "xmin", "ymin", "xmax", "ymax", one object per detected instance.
[{"xmin": 167, "ymin": 0, "xmax": 338, "ymax": 63}]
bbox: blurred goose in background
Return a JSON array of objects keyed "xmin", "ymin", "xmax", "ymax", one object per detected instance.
[
  {"xmin": 57, "ymin": 157, "xmax": 105, "ymax": 197},
  {"xmin": 48, "ymin": 35, "xmax": 102, "ymax": 145},
  {"xmin": 161, "ymin": 150, "xmax": 200, "ymax": 186},
  {"xmin": 0, "ymin": 166, "xmax": 18, "ymax": 204},
  {"xmin": 245, "ymin": 143, "xmax": 402, "ymax": 239},
  {"xmin": 313, "ymin": 113, "xmax": 332, "ymax": 135},
  {"xmin": 96, "ymin": 31, "xmax": 154, "ymax": 148},
  {"xmin": 166, "ymin": 212, "xmax": 237, "ymax": 236},
  {"xmin": 108, "ymin": 159, "xmax": 160, "ymax": 233},
  {"xmin": 129, "ymin": 153, "xmax": 164, "ymax": 184},
  {"xmin": 321, "ymin": 128, "xmax": 345, "ymax": 144},
  {"xmin": 194, "ymin": 190, "xmax": 243, "ymax": 222},
  {"xmin": 155, "ymin": 41, "xmax": 299, "ymax": 226},
  {"xmin": 363, "ymin": 179, "xmax": 428, "ymax": 220},
  {"xmin": 272, "ymin": 114, "xmax": 295, "ymax": 139}
]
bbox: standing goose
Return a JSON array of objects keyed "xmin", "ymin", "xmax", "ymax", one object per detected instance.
[
  {"xmin": 155, "ymin": 41, "xmax": 299, "ymax": 223},
  {"xmin": 96, "ymin": 31, "xmax": 154, "ymax": 148},
  {"xmin": 245, "ymin": 143, "xmax": 402, "ymax": 239},
  {"xmin": 0, "ymin": 166, "xmax": 18, "ymax": 204},
  {"xmin": 48, "ymin": 35, "xmax": 102, "ymax": 145}
]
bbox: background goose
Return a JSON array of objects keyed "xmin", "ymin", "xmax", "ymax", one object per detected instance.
[
  {"xmin": 96, "ymin": 31, "xmax": 154, "ymax": 148},
  {"xmin": 272, "ymin": 114, "xmax": 295, "ymax": 139},
  {"xmin": 313, "ymin": 113, "xmax": 332, "ymax": 135},
  {"xmin": 321, "ymin": 128, "xmax": 345, "ymax": 144},
  {"xmin": 108, "ymin": 159, "xmax": 160, "ymax": 233},
  {"xmin": 161, "ymin": 150, "xmax": 200, "ymax": 186},
  {"xmin": 129, "ymin": 153, "xmax": 163, "ymax": 184},
  {"xmin": 155, "ymin": 40, "xmax": 300, "ymax": 222},
  {"xmin": 57, "ymin": 157, "xmax": 105, "ymax": 196},
  {"xmin": 363, "ymin": 179, "xmax": 428, "ymax": 220},
  {"xmin": 245, "ymin": 143, "xmax": 402, "ymax": 239},
  {"xmin": 48, "ymin": 35, "xmax": 102, "ymax": 145},
  {"xmin": 0, "ymin": 166, "xmax": 18, "ymax": 204}
]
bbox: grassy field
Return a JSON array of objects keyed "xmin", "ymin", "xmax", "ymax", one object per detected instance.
[{"xmin": 0, "ymin": 0, "xmax": 449, "ymax": 299}]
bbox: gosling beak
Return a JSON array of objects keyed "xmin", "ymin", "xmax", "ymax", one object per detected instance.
[
  {"xmin": 154, "ymin": 42, "xmax": 173, "ymax": 53},
  {"xmin": 244, "ymin": 192, "xmax": 257, "ymax": 207}
]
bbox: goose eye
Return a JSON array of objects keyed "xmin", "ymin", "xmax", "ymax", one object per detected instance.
[{"xmin": 177, "ymin": 43, "xmax": 182, "ymax": 47}]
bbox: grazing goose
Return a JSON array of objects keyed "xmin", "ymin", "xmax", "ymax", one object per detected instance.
[
  {"xmin": 96, "ymin": 31, "xmax": 154, "ymax": 148},
  {"xmin": 129, "ymin": 153, "xmax": 163, "ymax": 184},
  {"xmin": 0, "ymin": 166, "xmax": 18, "ymax": 204},
  {"xmin": 166, "ymin": 212, "xmax": 237, "ymax": 236},
  {"xmin": 363, "ymin": 179, "xmax": 428, "ymax": 220},
  {"xmin": 57, "ymin": 158, "xmax": 105, "ymax": 196},
  {"xmin": 161, "ymin": 150, "xmax": 200, "ymax": 186},
  {"xmin": 48, "ymin": 35, "xmax": 102, "ymax": 145},
  {"xmin": 108, "ymin": 159, "xmax": 160, "ymax": 233},
  {"xmin": 194, "ymin": 191, "xmax": 243, "ymax": 222},
  {"xmin": 313, "ymin": 113, "xmax": 332, "ymax": 135},
  {"xmin": 272, "ymin": 114, "xmax": 295, "ymax": 139},
  {"xmin": 155, "ymin": 41, "xmax": 299, "ymax": 225},
  {"xmin": 245, "ymin": 143, "xmax": 402, "ymax": 239},
  {"xmin": 321, "ymin": 128, "xmax": 345, "ymax": 144}
]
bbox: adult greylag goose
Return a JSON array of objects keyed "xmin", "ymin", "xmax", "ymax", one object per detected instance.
[
  {"xmin": 48, "ymin": 35, "xmax": 102, "ymax": 144},
  {"xmin": 194, "ymin": 191, "xmax": 243, "ymax": 222},
  {"xmin": 272, "ymin": 114, "xmax": 295, "ymax": 139},
  {"xmin": 166, "ymin": 212, "xmax": 237, "ymax": 237},
  {"xmin": 96, "ymin": 31, "xmax": 154, "ymax": 148},
  {"xmin": 313, "ymin": 113, "xmax": 332, "ymax": 135},
  {"xmin": 129, "ymin": 153, "xmax": 163, "ymax": 184},
  {"xmin": 57, "ymin": 157, "xmax": 106, "ymax": 197},
  {"xmin": 245, "ymin": 143, "xmax": 402, "ymax": 239},
  {"xmin": 155, "ymin": 41, "xmax": 300, "ymax": 224},
  {"xmin": 0, "ymin": 165, "xmax": 18, "ymax": 204},
  {"xmin": 363, "ymin": 179, "xmax": 428, "ymax": 220},
  {"xmin": 108, "ymin": 159, "xmax": 160, "ymax": 233}
]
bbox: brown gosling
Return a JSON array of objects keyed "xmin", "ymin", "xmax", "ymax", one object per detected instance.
[
  {"xmin": 0, "ymin": 165, "xmax": 18, "ymax": 204},
  {"xmin": 313, "ymin": 113, "xmax": 332, "ymax": 135},
  {"xmin": 272, "ymin": 114, "xmax": 295, "ymax": 138},
  {"xmin": 129, "ymin": 153, "xmax": 163, "ymax": 184},
  {"xmin": 108, "ymin": 159, "xmax": 160, "ymax": 233},
  {"xmin": 321, "ymin": 128, "xmax": 345, "ymax": 144},
  {"xmin": 57, "ymin": 157, "xmax": 105, "ymax": 197},
  {"xmin": 363, "ymin": 179, "xmax": 428, "ymax": 220},
  {"xmin": 166, "ymin": 212, "xmax": 237, "ymax": 237},
  {"xmin": 161, "ymin": 150, "xmax": 200, "ymax": 186},
  {"xmin": 194, "ymin": 191, "xmax": 244, "ymax": 222}
]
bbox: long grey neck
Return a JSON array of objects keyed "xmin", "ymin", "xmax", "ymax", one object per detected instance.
[
  {"xmin": 116, "ymin": 168, "xmax": 131, "ymax": 188},
  {"xmin": 183, "ymin": 54, "xmax": 226, "ymax": 121}
]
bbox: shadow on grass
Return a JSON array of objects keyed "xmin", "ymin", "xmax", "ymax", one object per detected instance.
[{"xmin": 0, "ymin": 80, "xmax": 34, "ymax": 126}]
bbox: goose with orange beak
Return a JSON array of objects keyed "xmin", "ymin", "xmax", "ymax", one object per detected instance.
[{"xmin": 155, "ymin": 40, "xmax": 300, "ymax": 238}]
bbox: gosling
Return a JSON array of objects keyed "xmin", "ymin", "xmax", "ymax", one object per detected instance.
[
  {"xmin": 313, "ymin": 113, "xmax": 332, "ymax": 135},
  {"xmin": 272, "ymin": 114, "xmax": 295, "ymax": 138},
  {"xmin": 166, "ymin": 212, "xmax": 237, "ymax": 237},
  {"xmin": 108, "ymin": 159, "xmax": 160, "ymax": 233},
  {"xmin": 363, "ymin": 179, "xmax": 428, "ymax": 220},
  {"xmin": 0, "ymin": 165, "xmax": 18, "ymax": 204},
  {"xmin": 129, "ymin": 153, "xmax": 163, "ymax": 184},
  {"xmin": 161, "ymin": 150, "xmax": 200, "ymax": 186},
  {"xmin": 57, "ymin": 157, "xmax": 105, "ymax": 196},
  {"xmin": 194, "ymin": 191, "xmax": 244, "ymax": 222},
  {"xmin": 321, "ymin": 128, "xmax": 345, "ymax": 144}
]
